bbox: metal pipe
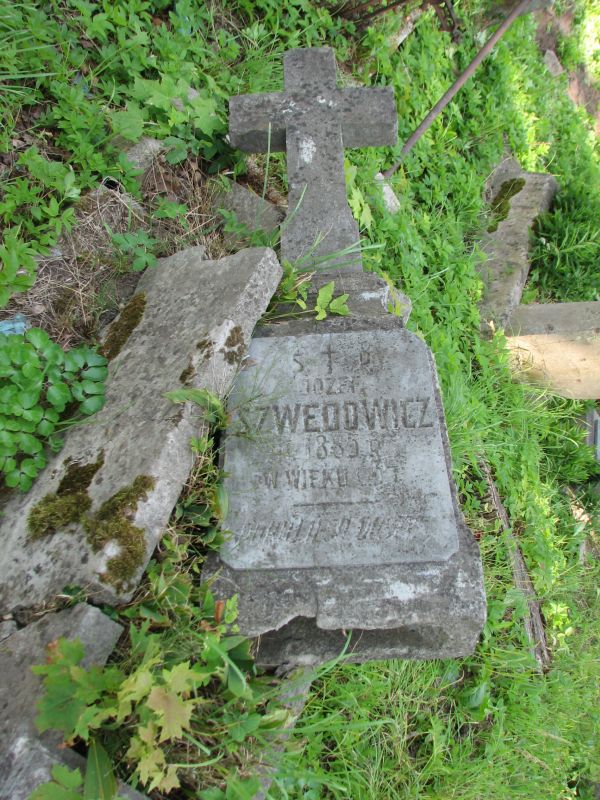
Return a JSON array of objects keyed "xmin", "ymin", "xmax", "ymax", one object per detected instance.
[{"xmin": 383, "ymin": 0, "xmax": 532, "ymax": 178}]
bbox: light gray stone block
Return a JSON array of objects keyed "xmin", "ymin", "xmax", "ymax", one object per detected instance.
[
  {"xmin": 215, "ymin": 180, "xmax": 283, "ymax": 248},
  {"xmin": 205, "ymin": 272, "xmax": 485, "ymax": 667},
  {"xmin": 478, "ymin": 169, "xmax": 559, "ymax": 329},
  {"xmin": 506, "ymin": 301, "xmax": 600, "ymax": 399},
  {"xmin": 0, "ymin": 247, "xmax": 282, "ymax": 613},
  {"xmin": 0, "ymin": 605, "xmax": 122, "ymax": 790},
  {"xmin": 229, "ymin": 47, "xmax": 397, "ymax": 271},
  {"xmin": 0, "ymin": 620, "xmax": 17, "ymax": 641},
  {"xmin": 374, "ymin": 172, "xmax": 402, "ymax": 214},
  {"xmin": 125, "ymin": 137, "xmax": 166, "ymax": 174}
]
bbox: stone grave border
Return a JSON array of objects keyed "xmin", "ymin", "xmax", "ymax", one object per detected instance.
[{"xmin": 477, "ymin": 156, "xmax": 600, "ymax": 400}]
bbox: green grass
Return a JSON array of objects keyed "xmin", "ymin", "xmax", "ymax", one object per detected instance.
[{"xmin": 3, "ymin": 1, "xmax": 600, "ymax": 798}]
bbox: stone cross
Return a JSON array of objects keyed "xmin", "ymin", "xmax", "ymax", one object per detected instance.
[{"xmin": 229, "ymin": 47, "xmax": 397, "ymax": 270}]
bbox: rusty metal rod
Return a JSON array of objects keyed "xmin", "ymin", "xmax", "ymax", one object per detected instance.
[{"xmin": 383, "ymin": 0, "xmax": 532, "ymax": 178}]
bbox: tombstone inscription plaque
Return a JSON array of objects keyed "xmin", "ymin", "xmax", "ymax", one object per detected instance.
[{"xmin": 206, "ymin": 48, "xmax": 486, "ymax": 666}]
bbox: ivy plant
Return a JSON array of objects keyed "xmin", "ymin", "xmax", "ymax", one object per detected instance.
[{"xmin": 0, "ymin": 329, "xmax": 108, "ymax": 491}]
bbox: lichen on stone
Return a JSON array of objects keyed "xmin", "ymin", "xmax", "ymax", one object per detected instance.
[
  {"xmin": 197, "ymin": 336, "xmax": 214, "ymax": 360},
  {"xmin": 179, "ymin": 359, "xmax": 195, "ymax": 385},
  {"xmin": 220, "ymin": 324, "xmax": 245, "ymax": 365},
  {"xmin": 100, "ymin": 292, "xmax": 147, "ymax": 361},
  {"xmin": 487, "ymin": 178, "xmax": 526, "ymax": 233}
]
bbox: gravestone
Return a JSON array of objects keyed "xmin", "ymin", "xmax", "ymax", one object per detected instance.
[
  {"xmin": 229, "ymin": 47, "xmax": 397, "ymax": 270},
  {"xmin": 206, "ymin": 48, "xmax": 486, "ymax": 666}
]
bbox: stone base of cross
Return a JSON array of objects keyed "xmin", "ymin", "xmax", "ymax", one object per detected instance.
[{"xmin": 229, "ymin": 48, "xmax": 397, "ymax": 271}]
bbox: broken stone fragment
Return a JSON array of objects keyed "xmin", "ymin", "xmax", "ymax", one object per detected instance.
[
  {"xmin": 0, "ymin": 605, "xmax": 123, "ymax": 795},
  {"xmin": 0, "ymin": 247, "xmax": 282, "ymax": 613},
  {"xmin": 214, "ymin": 179, "xmax": 283, "ymax": 249},
  {"xmin": 477, "ymin": 163, "xmax": 558, "ymax": 329}
]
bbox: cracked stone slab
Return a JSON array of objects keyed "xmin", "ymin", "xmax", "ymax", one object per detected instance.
[
  {"xmin": 205, "ymin": 271, "xmax": 485, "ymax": 667},
  {"xmin": 230, "ymin": 47, "xmax": 397, "ymax": 270},
  {"xmin": 478, "ymin": 167, "xmax": 559, "ymax": 329},
  {"xmin": 0, "ymin": 247, "xmax": 282, "ymax": 613},
  {"xmin": 0, "ymin": 604, "xmax": 128, "ymax": 796}
]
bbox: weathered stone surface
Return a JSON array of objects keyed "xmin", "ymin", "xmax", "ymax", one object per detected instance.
[
  {"xmin": 478, "ymin": 167, "xmax": 559, "ymax": 330},
  {"xmin": 229, "ymin": 47, "xmax": 397, "ymax": 270},
  {"xmin": 483, "ymin": 156, "xmax": 522, "ymax": 204},
  {"xmin": 0, "ymin": 620, "xmax": 17, "ymax": 641},
  {"xmin": 0, "ymin": 247, "xmax": 282, "ymax": 613},
  {"xmin": 215, "ymin": 180, "xmax": 283, "ymax": 248},
  {"xmin": 205, "ymin": 272, "xmax": 485, "ymax": 666},
  {"xmin": 388, "ymin": 8, "xmax": 423, "ymax": 49},
  {"xmin": 506, "ymin": 301, "xmax": 600, "ymax": 399},
  {"xmin": 544, "ymin": 49, "xmax": 564, "ymax": 77},
  {"xmin": 125, "ymin": 136, "xmax": 166, "ymax": 174},
  {"xmin": 374, "ymin": 172, "xmax": 401, "ymax": 214},
  {"xmin": 0, "ymin": 605, "xmax": 122, "ymax": 790},
  {"xmin": 1, "ymin": 734, "xmax": 149, "ymax": 800}
]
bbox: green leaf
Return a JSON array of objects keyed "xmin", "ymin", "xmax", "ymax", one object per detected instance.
[
  {"xmin": 84, "ymin": 739, "xmax": 118, "ymax": 800},
  {"xmin": 316, "ymin": 281, "xmax": 335, "ymax": 311},
  {"xmin": 29, "ymin": 763, "xmax": 83, "ymax": 799},
  {"xmin": 225, "ymin": 776, "xmax": 261, "ymax": 800},
  {"xmin": 18, "ymin": 432, "xmax": 42, "ymax": 454},
  {"xmin": 47, "ymin": 382, "xmax": 72, "ymax": 408},
  {"xmin": 83, "ymin": 351, "xmax": 107, "ymax": 367},
  {"xmin": 20, "ymin": 457, "xmax": 40, "ymax": 478},
  {"xmin": 111, "ymin": 106, "xmax": 145, "ymax": 142},
  {"xmin": 25, "ymin": 328, "xmax": 51, "ymax": 351},
  {"xmin": 80, "ymin": 379, "xmax": 105, "ymax": 396},
  {"xmin": 64, "ymin": 350, "xmax": 86, "ymax": 371},
  {"xmin": 164, "ymin": 136, "xmax": 188, "ymax": 164},
  {"xmin": 214, "ymin": 483, "xmax": 228, "ymax": 521},
  {"xmin": 37, "ymin": 419, "xmax": 55, "ymax": 437},
  {"xmin": 164, "ymin": 388, "xmax": 225, "ymax": 425},
  {"xmin": 81, "ymin": 367, "xmax": 108, "ymax": 382},
  {"xmin": 80, "ymin": 395, "xmax": 105, "ymax": 415},
  {"xmin": 4, "ymin": 470, "xmax": 21, "ymax": 488},
  {"xmin": 52, "ymin": 764, "xmax": 83, "ymax": 790},
  {"xmin": 329, "ymin": 294, "xmax": 350, "ymax": 316}
]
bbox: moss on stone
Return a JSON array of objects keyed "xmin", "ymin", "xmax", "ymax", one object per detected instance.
[
  {"xmin": 28, "ymin": 453, "xmax": 104, "ymax": 538},
  {"xmin": 85, "ymin": 475, "xmax": 155, "ymax": 590},
  {"xmin": 28, "ymin": 492, "xmax": 92, "ymax": 539},
  {"xmin": 27, "ymin": 462, "xmax": 155, "ymax": 591},
  {"xmin": 179, "ymin": 359, "xmax": 195, "ymax": 385},
  {"xmin": 487, "ymin": 178, "xmax": 526, "ymax": 233},
  {"xmin": 197, "ymin": 336, "xmax": 214, "ymax": 360},
  {"xmin": 100, "ymin": 292, "xmax": 146, "ymax": 361},
  {"xmin": 57, "ymin": 452, "xmax": 105, "ymax": 495}
]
